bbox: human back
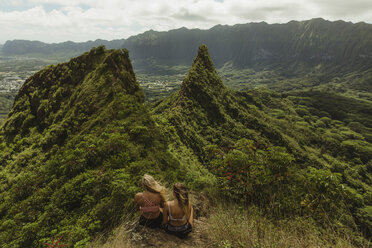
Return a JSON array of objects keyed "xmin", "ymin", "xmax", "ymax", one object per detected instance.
[
  {"xmin": 134, "ymin": 174, "xmax": 166, "ymax": 228},
  {"xmin": 135, "ymin": 190, "xmax": 163, "ymax": 219},
  {"xmin": 163, "ymin": 183, "xmax": 193, "ymax": 237},
  {"xmin": 167, "ymin": 198, "xmax": 188, "ymax": 226}
]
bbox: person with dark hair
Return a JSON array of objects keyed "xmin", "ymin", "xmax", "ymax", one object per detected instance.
[
  {"xmin": 134, "ymin": 174, "xmax": 167, "ymax": 228},
  {"xmin": 163, "ymin": 183, "xmax": 194, "ymax": 238}
]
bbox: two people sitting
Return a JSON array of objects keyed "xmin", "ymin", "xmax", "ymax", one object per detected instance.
[{"xmin": 134, "ymin": 174, "xmax": 193, "ymax": 238}]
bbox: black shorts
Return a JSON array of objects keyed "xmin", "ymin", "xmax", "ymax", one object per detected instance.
[
  {"xmin": 139, "ymin": 212, "xmax": 163, "ymax": 228},
  {"xmin": 165, "ymin": 222, "xmax": 192, "ymax": 238}
]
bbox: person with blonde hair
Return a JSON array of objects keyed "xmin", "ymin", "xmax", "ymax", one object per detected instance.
[
  {"xmin": 163, "ymin": 183, "xmax": 194, "ymax": 238},
  {"xmin": 134, "ymin": 174, "xmax": 167, "ymax": 228}
]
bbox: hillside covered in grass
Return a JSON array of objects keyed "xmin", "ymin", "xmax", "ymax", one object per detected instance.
[{"xmin": 0, "ymin": 45, "xmax": 371, "ymax": 247}]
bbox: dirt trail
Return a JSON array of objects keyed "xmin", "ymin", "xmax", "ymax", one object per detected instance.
[{"xmin": 127, "ymin": 217, "xmax": 211, "ymax": 248}]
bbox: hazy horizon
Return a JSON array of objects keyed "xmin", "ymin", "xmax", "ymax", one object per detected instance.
[{"xmin": 1, "ymin": 0, "xmax": 372, "ymax": 44}]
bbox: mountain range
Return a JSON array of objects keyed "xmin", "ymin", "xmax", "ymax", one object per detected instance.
[
  {"xmin": 0, "ymin": 18, "xmax": 372, "ymax": 247},
  {"xmin": 0, "ymin": 44, "xmax": 371, "ymax": 247},
  {"xmin": 3, "ymin": 18, "xmax": 372, "ymax": 104},
  {"xmin": 3, "ymin": 18, "xmax": 372, "ymax": 71},
  {"xmin": 1, "ymin": 39, "xmax": 124, "ymax": 59}
]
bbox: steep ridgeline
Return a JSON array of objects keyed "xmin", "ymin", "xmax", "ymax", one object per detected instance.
[
  {"xmin": 124, "ymin": 18, "xmax": 372, "ymax": 70},
  {"xmin": 153, "ymin": 45, "xmax": 296, "ymax": 161},
  {"xmin": 0, "ymin": 47, "xmax": 181, "ymax": 247},
  {"xmin": 124, "ymin": 19, "xmax": 372, "ymax": 102},
  {"xmin": 153, "ymin": 45, "xmax": 372, "ymax": 243}
]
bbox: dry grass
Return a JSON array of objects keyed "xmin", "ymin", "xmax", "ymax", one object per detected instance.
[
  {"xmin": 87, "ymin": 196, "xmax": 370, "ymax": 248},
  {"xmin": 206, "ymin": 205, "xmax": 370, "ymax": 248},
  {"xmin": 88, "ymin": 220, "xmax": 135, "ymax": 248}
]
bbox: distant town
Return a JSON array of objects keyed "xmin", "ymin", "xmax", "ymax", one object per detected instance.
[
  {"xmin": 0, "ymin": 56, "xmax": 184, "ymax": 103},
  {"xmin": 0, "ymin": 56, "xmax": 46, "ymax": 93},
  {"xmin": 0, "ymin": 72, "xmax": 30, "ymax": 93}
]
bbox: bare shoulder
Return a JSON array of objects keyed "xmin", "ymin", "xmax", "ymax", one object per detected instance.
[
  {"xmin": 167, "ymin": 200, "xmax": 175, "ymax": 208},
  {"xmin": 134, "ymin": 192, "xmax": 143, "ymax": 202}
]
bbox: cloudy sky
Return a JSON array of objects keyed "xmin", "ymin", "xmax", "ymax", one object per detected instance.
[{"xmin": 1, "ymin": 0, "xmax": 372, "ymax": 44}]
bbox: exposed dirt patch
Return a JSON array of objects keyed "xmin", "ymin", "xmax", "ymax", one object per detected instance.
[{"xmin": 127, "ymin": 217, "xmax": 211, "ymax": 248}]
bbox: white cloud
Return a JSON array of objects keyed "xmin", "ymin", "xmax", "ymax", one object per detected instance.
[{"xmin": 1, "ymin": 0, "xmax": 372, "ymax": 44}]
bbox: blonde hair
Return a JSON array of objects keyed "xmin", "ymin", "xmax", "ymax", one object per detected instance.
[
  {"xmin": 141, "ymin": 174, "xmax": 166, "ymax": 204},
  {"xmin": 173, "ymin": 183, "xmax": 191, "ymax": 220}
]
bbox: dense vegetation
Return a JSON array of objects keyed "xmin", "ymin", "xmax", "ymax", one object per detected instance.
[
  {"xmin": 0, "ymin": 44, "xmax": 371, "ymax": 247},
  {"xmin": 0, "ymin": 47, "xmax": 185, "ymax": 247},
  {"xmin": 0, "ymin": 93, "xmax": 14, "ymax": 122},
  {"xmin": 0, "ymin": 57, "xmax": 49, "ymax": 122},
  {"xmin": 152, "ymin": 45, "xmax": 371, "ymax": 244}
]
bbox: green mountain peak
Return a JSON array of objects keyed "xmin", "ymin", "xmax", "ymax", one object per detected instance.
[
  {"xmin": 179, "ymin": 45, "xmax": 226, "ymax": 102},
  {"xmin": 192, "ymin": 44, "xmax": 215, "ymax": 72},
  {"xmin": 1, "ymin": 46, "xmax": 142, "ymax": 141}
]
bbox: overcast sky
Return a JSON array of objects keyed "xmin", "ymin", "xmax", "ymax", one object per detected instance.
[{"xmin": 1, "ymin": 0, "xmax": 372, "ymax": 44}]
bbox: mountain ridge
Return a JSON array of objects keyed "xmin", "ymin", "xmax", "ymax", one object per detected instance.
[
  {"xmin": 1, "ymin": 39, "xmax": 125, "ymax": 60},
  {"xmin": 3, "ymin": 18, "xmax": 372, "ymax": 70},
  {"xmin": 108, "ymin": 18, "xmax": 372, "ymax": 71}
]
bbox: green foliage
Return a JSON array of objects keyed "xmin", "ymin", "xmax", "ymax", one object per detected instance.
[
  {"xmin": 1, "ymin": 43, "xmax": 371, "ymax": 247},
  {"xmin": 0, "ymin": 47, "xmax": 182, "ymax": 247},
  {"xmin": 0, "ymin": 93, "xmax": 14, "ymax": 122},
  {"xmin": 207, "ymin": 140, "xmax": 298, "ymax": 213},
  {"xmin": 152, "ymin": 45, "xmax": 371, "ymax": 244}
]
